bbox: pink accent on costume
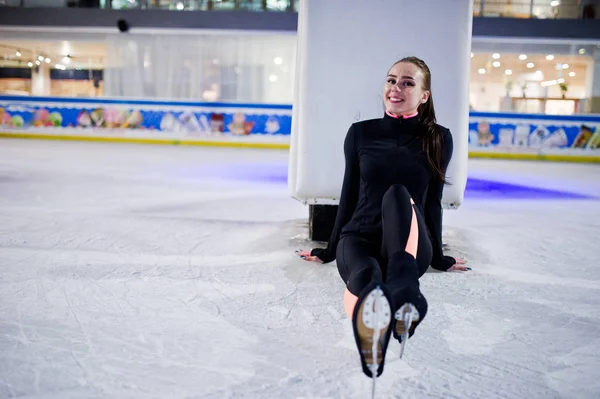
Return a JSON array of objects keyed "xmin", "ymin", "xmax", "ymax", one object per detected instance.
[
  {"xmin": 386, "ymin": 110, "xmax": 418, "ymax": 119},
  {"xmin": 344, "ymin": 289, "xmax": 358, "ymax": 319}
]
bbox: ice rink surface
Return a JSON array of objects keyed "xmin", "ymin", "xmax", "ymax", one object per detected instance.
[{"xmin": 1, "ymin": 139, "xmax": 599, "ymax": 399}]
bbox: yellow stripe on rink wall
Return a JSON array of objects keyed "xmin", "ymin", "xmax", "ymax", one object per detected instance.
[
  {"xmin": 0, "ymin": 132, "xmax": 291, "ymax": 150},
  {"xmin": 2, "ymin": 132, "xmax": 600, "ymax": 163}
]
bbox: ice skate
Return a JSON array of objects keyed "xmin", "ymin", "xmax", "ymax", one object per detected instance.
[
  {"xmin": 391, "ymin": 286, "xmax": 428, "ymax": 358},
  {"xmin": 352, "ymin": 282, "xmax": 393, "ymax": 379}
]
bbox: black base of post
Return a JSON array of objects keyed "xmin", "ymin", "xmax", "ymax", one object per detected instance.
[{"xmin": 309, "ymin": 204, "xmax": 338, "ymax": 242}]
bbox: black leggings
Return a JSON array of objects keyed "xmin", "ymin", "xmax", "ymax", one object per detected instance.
[{"xmin": 336, "ymin": 184, "xmax": 433, "ymax": 296}]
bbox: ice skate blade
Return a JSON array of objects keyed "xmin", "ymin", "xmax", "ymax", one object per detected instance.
[{"xmin": 395, "ymin": 303, "xmax": 420, "ymax": 359}]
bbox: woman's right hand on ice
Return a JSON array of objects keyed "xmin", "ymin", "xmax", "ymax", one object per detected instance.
[{"xmin": 296, "ymin": 249, "xmax": 323, "ymax": 264}]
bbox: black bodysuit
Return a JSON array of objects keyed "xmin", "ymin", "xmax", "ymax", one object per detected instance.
[{"xmin": 311, "ymin": 112, "xmax": 455, "ymax": 290}]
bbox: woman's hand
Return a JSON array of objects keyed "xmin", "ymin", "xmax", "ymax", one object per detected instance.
[
  {"xmin": 296, "ymin": 249, "xmax": 323, "ymax": 264},
  {"xmin": 447, "ymin": 257, "xmax": 470, "ymax": 272}
]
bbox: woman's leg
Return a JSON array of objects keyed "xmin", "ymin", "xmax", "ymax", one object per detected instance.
[
  {"xmin": 337, "ymin": 235, "xmax": 393, "ymax": 378},
  {"xmin": 336, "ymin": 235, "xmax": 382, "ymax": 318},
  {"xmin": 380, "ymin": 184, "xmax": 432, "ymax": 280},
  {"xmin": 380, "ymin": 184, "xmax": 432, "ymax": 345}
]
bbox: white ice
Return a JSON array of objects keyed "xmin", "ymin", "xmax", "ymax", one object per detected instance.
[{"xmin": 1, "ymin": 139, "xmax": 599, "ymax": 399}]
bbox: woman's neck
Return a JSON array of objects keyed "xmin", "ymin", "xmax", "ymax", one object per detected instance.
[{"xmin": 385, "ymin": 109, "xmax": 418, "ymax": 119}]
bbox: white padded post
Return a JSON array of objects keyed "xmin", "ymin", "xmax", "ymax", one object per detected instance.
[{"xmin": 288, "ymin": 0, "xmax": 472, "ymax": 209}]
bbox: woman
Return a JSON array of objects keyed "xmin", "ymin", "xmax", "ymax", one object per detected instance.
[{"xmin": 297, "ymin": 56, "xmax": 469, "ymax": 377}]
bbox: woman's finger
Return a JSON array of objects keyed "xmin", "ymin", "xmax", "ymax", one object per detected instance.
[
  {"xmin": 300, "ymin": 255, "xmax": 322, "ymax": 263},
  {"xmin": 447, "ymin": 264, "xmax": 470, "ymax": 272}
]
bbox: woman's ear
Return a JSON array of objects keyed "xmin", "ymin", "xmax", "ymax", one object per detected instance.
[{"xmin": 421, "ymin": 91, "xmax": 430, "ymax": 104}]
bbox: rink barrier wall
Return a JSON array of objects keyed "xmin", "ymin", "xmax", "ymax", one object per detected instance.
[{"xmin": 1, "ymin": 96, "xmax": 599, "ymax": 161}]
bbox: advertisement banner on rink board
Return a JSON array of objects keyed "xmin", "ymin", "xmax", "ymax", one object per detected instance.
[
  {"xmin": 0, "ymin": 96, "xmax": 293, "ymax": 143},
  {"xmin": 1, "ymin": 96, "xmax": 600, "ymax": 159},
  {"xmin": 468, "ymin": 112, "xmax": 600, "ymax": 156}
]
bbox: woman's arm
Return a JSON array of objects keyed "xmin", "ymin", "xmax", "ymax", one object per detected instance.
[
  {"xmin": 310, "ymin": 125, "xmax": 361, "ymax": 263},
  {"xmin": 425, "ymin": 128, "xmax": 455, "ymax": 271}
]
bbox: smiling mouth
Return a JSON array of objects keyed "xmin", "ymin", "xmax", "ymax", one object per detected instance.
[{"xmin": 389, "ymin": 97, "xmax": 404, "ymax": 104}]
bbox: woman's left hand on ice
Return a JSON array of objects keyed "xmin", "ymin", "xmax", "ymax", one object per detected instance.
[{"xmin": 447, "ymin": 257, "xmax": 470, "ymax": 272}]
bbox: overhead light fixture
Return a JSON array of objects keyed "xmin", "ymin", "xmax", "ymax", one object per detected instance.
[
  {"xmin": 16, "ymin": 51, "xmax": 21, "ymax": 57},
  {"xmin": 527, "ymin": 62, "xmax": 534, "ymax": 68},
  {"xmin": 63, "ymin": 55, "xmax": 71, "ymax": 64},
  {"xmin": 478, "ymin": 68, "xmax": 486, "ymax": 74},
  {"xmin": 471, "ymin": 52, "xmax": 474, "ymax": 58},
  {"xmin": 579, "ymin": 48, "xmax": 586, "ymax": 55},
  {"xmin": 492, "ymin": 61, "xmax": 501, "ymax": 68},
  {"xmin": 27, "ymin": 62, "xmax": 33, "ymax": 67},
  {"xmin": 519, "ymin": 54, "xmax": 528, "ymax": 60},
  {"xmin": 269, "ymin": 74, "xmax": 278, "ymax": 82},
  {"xmin": 505, "ymin": 69, "xmax": 513, "ymax": 75},
  {"xmin": 274, "ymin": 57, "xmax": 283, "ymax": 65},
  {"xmin": 45, "ymin": 58, "xmax": 51, "ymax": 64},
  {"xmin": 546, "ymin": 54, "xmax": 555, "ymax": 60},
  {"xmin": 492, "ymin": 53, "xmax": 500, "ymax": 59},
  {"xmin": 550, "ymin": 0, "xmax": 559, "ymax": 6},
  {"xmin": 541, "ymin": 78, "xmax": 564, "ymax": 87},
  {"xmin": 37, "ymin": 55, "xmax": 44, "ymax": 61},
  {"xmin": 176, "ymin": 2, "xmax": 184, "ymax": 9},
  {"xmin": 35, "ymin": 60, "xmax": 41, "ymax": 65},
  {"xmin": 569, "ymin": 71, "xmax": 576, "ymax": 77},
  {"xmin": 562, "ymin": 63, "xmax": 569, "ymax": 69}
]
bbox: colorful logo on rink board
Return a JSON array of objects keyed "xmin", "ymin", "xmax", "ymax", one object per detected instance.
[{"xmin": 468, "ymin": 119, "xmax": 600, "ymax": 150}]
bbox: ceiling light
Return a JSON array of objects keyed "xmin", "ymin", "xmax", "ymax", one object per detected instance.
[
  {"xmin": 546, "ymin": 54, "xmax": 554, "ymax": 60},
  {"xmin": 505, "ymin": 69, "xmax": 513, "ymax": 75},
  {"xmin": 578, "ymin": 48, "xmax": 586, "ymax": 55},
  {"xmin": 16, "ymin": 51, "xmax": 21, "ymax": 57},
  {"xmin": 527, "ymin": 62, "xmax": 534, "ymax": 68},
  {"xmin": 269, "ymin": 74, "xmax": 278, "ymax": 82},
  {"xmin": 519, "ymin": 54, "xmax": 527, "ymax": 60},
  {"xmin": 35, "ymin": 60, "xmax": 41, "ymax": 65},
  {"xmin": 274, "ymin": 57, "xmax": 283, "ymax": 65},
  {"xmin": 492, "ymin": 53, "xmax": 500, "ymax": 59},
  {"xmin": 45, "ymin": 58, "xmax": 51, "ymax": 63},
  {"xmin": 37, "ymin": 55, "xmax": 44, "ymax": 61},
  {"xmin": 176, "ymin": 2, "xmax": 184, "ymax": 9},
  {"xmin": 478, "ymin": 68, "xmax": 486, "ymax": 74},
  {"xmin": 562, "ymin": 63, "xmax": 569, "ymax": 69},
  {"xmin": 471, "ymin": 52, "xmax": 474, "ymax": 58},
  {"xmin": 550, "ymin": 0, "xmax": 559, "ymax": 6},
  {"xmin": 492, "ymin": 61, "xmax": 501, "ymax": 68},
  {"xmin": 569, "ymin": 71, "xmax": 576, "ymax": 77},
  {"xmin": 27, "ymin": 62, "xmax": 33, "ymax": 67}
]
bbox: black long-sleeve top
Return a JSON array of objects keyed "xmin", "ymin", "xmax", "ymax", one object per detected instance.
[{"xmin": 310, "ymin": 112, "xmax": 455, "ymax": 271}]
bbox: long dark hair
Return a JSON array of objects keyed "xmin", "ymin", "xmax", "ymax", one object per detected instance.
[{"xmin": 390, "ymin": 56, "xmax": 447, "ymax": 184}]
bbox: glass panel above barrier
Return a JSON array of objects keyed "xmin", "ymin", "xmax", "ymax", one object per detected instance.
[{"xmin": 472, "ymin": 0, "xmax": 592, "ymax": 19}]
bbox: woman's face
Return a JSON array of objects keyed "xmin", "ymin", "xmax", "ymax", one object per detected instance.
[{"xmin": 383, "ymin": 62, "xmax": 430, "ymax": 116}]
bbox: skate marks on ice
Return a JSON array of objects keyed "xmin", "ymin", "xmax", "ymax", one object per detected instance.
[
  {"xmin": 546, "ymin": 339, "xmax": 600, "ymax": 399},
  {"xmin": 440, "ymin": 303, "xmax": 518, "ymax": 356}
]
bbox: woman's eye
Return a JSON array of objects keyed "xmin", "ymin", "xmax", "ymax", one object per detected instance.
[
  {"xmin": 387, "ymin": 79, "xmax": 396, "ymax": 85},
  {"xmin": 401, "ymin": 81, "xmax": 415, "ymax": 87}
]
